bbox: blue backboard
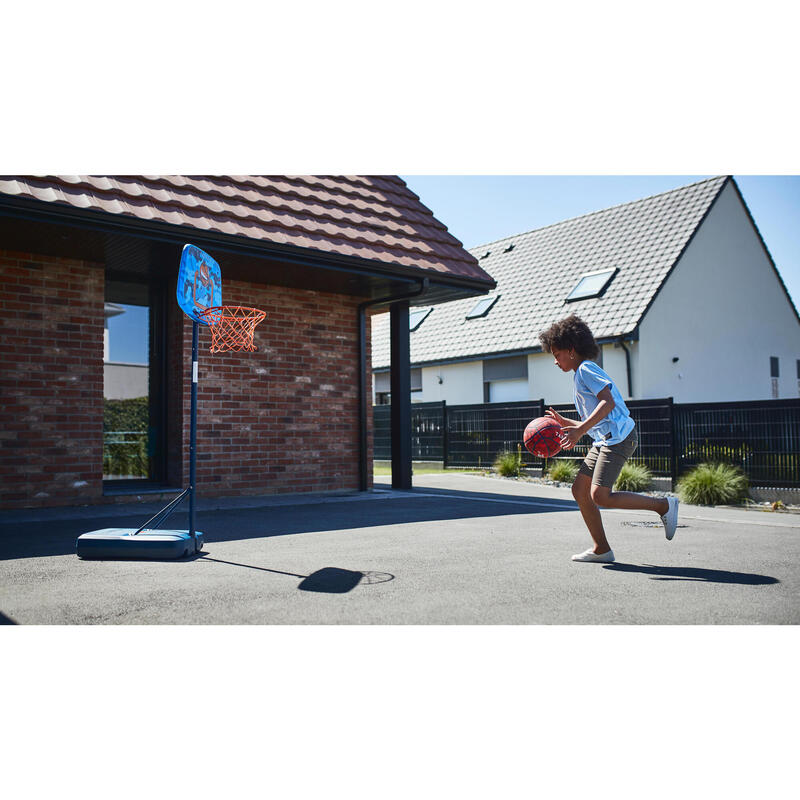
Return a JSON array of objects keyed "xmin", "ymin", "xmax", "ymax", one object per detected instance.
[{"xmin": 177, "ymin": 244, "xmax": 222, "ymax": 324}]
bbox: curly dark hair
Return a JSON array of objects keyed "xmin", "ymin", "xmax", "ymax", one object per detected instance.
[{"xmin": 539, "ymin": 314, "xmax": 599, "ymax": 360}]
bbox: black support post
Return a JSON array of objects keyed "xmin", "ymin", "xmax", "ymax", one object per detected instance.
[
  {"xmin": 390, "ymin": 300, "xmax": 412, "ymax": 489},
  {"xmin": 441, "ymin": 401, "xmax": 448, "ymax": 470},
  {"xmin": 668, "ymin": 397, "xmax": 678, "ymax": 487}
]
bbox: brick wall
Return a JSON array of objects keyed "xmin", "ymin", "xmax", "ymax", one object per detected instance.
[
  {"xmin": 171, "ymin": 279, "xmax": 370, "ymax": 498},
  {"xmin": 0, "ymin": 250, "xmax": 373, "ymax": 510},
  {"xmin": 0, "ymin": 249, "xmax": 104, "ymax": 509}
]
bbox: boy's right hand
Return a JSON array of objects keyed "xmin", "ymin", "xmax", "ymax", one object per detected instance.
[{"xmin": 545, "ymin": 407, "xmax": 568, "ymax": 425}]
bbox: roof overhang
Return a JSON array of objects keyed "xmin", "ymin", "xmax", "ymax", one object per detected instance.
[{"xmin": 0, "ymin": 194, "xmax": 495, "ymax": 305}]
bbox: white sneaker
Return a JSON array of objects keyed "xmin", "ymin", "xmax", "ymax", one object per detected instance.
[
  {"xmin": 661, "ymin": 496, "xmax": 679, "ymax": 540},
  {"xmin": 571, "ymin": 548, "xmax": 615, "ymax": 563}
]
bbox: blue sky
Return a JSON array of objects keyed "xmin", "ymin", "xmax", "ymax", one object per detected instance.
[
  {"xmin": 107, "ymin": 304, "xmax": 148, "ymax": 364},
  {"xmin": 401, "ymin": 175, "xmax": 800, "ymax": 310}
]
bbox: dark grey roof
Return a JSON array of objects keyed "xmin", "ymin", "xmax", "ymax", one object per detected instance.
[{"xmin": 372, "ymin": 176, "xmax": 728, "ymax": 369}]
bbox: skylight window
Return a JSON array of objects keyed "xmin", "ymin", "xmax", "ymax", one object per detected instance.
[
  {"xmin": 409, "ymin": 306, "xmax": 433, "ymax": 331},
  {"xmin": 466, "ymin": 295, "xmax": 500, "ymax": 319},
  {"xmin": 566, "ymin": 268, "xmax": 617, "ymax": 302}
]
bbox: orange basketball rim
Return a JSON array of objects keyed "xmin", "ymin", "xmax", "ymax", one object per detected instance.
[{"xmin": 198, "ymin": 306, "xmax": 266, "ymax": 353}]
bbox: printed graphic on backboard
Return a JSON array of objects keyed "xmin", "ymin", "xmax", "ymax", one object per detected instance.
[{"xmin": 177, "ymin": 244, "xmax": 222, "ymax": 324}]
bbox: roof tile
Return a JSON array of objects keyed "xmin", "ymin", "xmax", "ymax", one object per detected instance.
[
  {"xmin": 0, "ymin": 174, "xmax": 493, "ymax": 285},
  {"xmin": 372, "ymin": 176, "xmax": 728, "ymax": 368}
]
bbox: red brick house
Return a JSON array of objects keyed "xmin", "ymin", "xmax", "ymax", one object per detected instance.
[{"xmin": 0, "ymin": 176, "xmax": 494, "ymax": 509}]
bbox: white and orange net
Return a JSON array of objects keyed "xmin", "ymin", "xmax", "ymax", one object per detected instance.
[{"xmin": 198, "ymin": 306, "xmax": 266, "ymax": 353}]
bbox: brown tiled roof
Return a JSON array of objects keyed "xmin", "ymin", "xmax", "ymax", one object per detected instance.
[{"xmin": 0, "ymin": 175, "xmax": 492, "ymax": 284}]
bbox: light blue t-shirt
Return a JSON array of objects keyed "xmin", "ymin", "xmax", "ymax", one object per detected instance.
[{"xmin": 573, "ymin": 361, "xmax": 635, "ymax": 446}]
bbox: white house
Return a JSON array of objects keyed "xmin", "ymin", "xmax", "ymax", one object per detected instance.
[{"xmin": 372, "ymin": 176, "xmax": 800, "ymax": 405}]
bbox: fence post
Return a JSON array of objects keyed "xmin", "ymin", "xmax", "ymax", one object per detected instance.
[
  {"xmin": 441, "ymin": 400, "xmax": 449, "ymax": 470},
  {"xmin": 668, "ymin": 397, "xmax": 678, "ymax": 486}
]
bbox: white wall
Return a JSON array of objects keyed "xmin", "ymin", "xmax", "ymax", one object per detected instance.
[
  {"xmin": 418, "ymin": 361, "xmax": 485, "ymax": 404},
  {"xmin": 639, "ymin": 181, "xmax": 800, "ymax": 402},
  {"xmin": 601, "ymin": 343, "xmax": 638, "ymax": 400},
  {"xmin": 528, "ymin": 351, "xmax": 571, "ymax": 404}
]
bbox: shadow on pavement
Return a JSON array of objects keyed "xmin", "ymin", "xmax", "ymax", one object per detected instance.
[
  {"xmin": 0, "ymin": 489, "xmax": 575, "ymax": 561},
  {"xmin": 198, "ymin": 556, "xmax": 395, "ymax": 593},
  {"xmin": 0, "ymin": 610, "xmax": 18, "ymax": 625},
  {"xmin": 604, "ymin": 563, "xmax": 779, "ymax": 585}
]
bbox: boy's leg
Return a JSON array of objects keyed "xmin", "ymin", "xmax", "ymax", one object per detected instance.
[
  {"xmin": 572, "ymin": 472, "xmax": 612, "ymax": 554},
  {"xmin": 587, "ymin": 433, "xmax": 669, "ymax": 517},
  {"xmin": 591, "ymin": 486, "xmax": 668, "ymax": 516}
]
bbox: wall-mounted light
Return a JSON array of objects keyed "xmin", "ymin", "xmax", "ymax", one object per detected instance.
[
  {"xmin": 672, "ymin": 357, "xmax": 679, "ymax": 363},
  {"xmin": 437, "ymin": 375, "xmax": 443, "ymax": 384}
]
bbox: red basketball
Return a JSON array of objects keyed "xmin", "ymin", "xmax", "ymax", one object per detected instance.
[{"xmin": 523, "ymin": 416, "xmax": 563, "ymax": 457}]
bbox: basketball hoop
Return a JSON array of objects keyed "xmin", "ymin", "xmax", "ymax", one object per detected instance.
[
  {"xmin": 198, "ymin": 305, "xmax": 266, "ymax": 352},
  {"xmin": 77, "ymin": 246, "xmax": 268, "ymax": 560}
]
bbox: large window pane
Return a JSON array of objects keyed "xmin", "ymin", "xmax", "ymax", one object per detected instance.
[{"xmin": 103, "ymin": 292, "xmax": 150, "ymax": 481}]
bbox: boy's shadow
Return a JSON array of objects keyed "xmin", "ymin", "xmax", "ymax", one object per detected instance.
[{"xmin": 603, "ymin": 563, "xmax": 779, "ymax": 585}]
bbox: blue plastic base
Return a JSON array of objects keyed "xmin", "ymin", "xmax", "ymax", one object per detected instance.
[{"xmin": 76, "ymin": 528, "xmax": 203, "ymax": 560}]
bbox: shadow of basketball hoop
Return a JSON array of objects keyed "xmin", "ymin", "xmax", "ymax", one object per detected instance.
[
  {"xmin": 298, "ymin": 567, "xmax": 363, "ymax": 593},
  {"xmin": 199, "ymin": 556, "xmax": 394, "ymax": 594}
]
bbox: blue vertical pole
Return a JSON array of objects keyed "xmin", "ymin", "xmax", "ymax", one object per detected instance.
[{"xmin": 189, "ymin": 320, "xmax": 199, "ymax": 550}]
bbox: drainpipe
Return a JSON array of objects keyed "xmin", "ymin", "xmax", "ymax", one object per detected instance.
[
  {"xmin": 616, "ymin": 337, "xmax": 633, "ymax": 398},
  {"xmin": 357, "ymin": 278, "xmax": 429, "ymax": 491}
]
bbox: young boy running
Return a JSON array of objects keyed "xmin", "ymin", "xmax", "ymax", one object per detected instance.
[{"xmin": 539, "ymin": 314, "xmax": 679, "ymax": 563}]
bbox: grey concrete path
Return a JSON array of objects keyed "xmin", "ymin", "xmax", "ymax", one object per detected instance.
[{"xmin": 1, "ymin": 474, "xmax": 798, "ymax": 624}]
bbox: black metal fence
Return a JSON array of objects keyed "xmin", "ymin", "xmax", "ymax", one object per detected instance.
[
  {"xmin": 373, "ymin": 403, "xmax": 445, "ymax": 462},
  {"xmin": 445, "ymin": 400, "xmax": 545, "ymax": 468},
  {"xmin": 373, "ymin": 397, "xmax": 800, "ymax": 486},
  {"xmin": 545, "ymin": 398, "xmax": 675, "ymax": 477},
  {"xmin": 674, "ymin": 398, "xmax": 800, "ymax": 487}
]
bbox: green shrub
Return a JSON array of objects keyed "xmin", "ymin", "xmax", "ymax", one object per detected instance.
[
  {"xmin": 676, "ymin": 462, "xmax": 749, "ymax": 506},
  {"xmin": 614, "ymin": 462, "xmax": 653, "ymax": 492},
  {"xmin": 547, "ymin": 459, "xmax": 579, "ymax": 483},
  {"xmin": 494, "ymin": 449, "xmax": 522, "ymax": 477}
]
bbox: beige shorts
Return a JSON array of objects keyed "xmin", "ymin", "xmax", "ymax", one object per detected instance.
[{"xmin": 577, "ymin": 428, "xmax": 638, "ymax": 488}]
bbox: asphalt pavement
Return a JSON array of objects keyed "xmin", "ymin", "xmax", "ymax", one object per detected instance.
[{"xmin": 1, "ymin": 473, "xmax": 798, "ymax": 624}]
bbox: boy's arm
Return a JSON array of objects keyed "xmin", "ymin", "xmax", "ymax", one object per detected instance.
[{"xmin": 560, "ymin": 386, "xmax": 616, "ymax": 448}]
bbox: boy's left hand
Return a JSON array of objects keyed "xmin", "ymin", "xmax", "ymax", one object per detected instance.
[{"xmin": 559, "ymin": 423, "xmax": 584, "ymax": 450}]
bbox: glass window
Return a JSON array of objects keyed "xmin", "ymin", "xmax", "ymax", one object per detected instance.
[
  {"xmin": 104, "ymin": 297, "xmax": 150, "ymax": 481},
  {"xmin": 103, "ymin": 279, "xmax": 164, "ymax": 484},
  {"xmin": 409, "ymin": 307, "xmax": 432, "ymax": 331},
  {"xmin": 466, "ymin": 295, "xmax": 500, "ymax": 319},
  {"xmin": 566, "ymin": 268, "xmax": 617, "ymax": 302}
]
